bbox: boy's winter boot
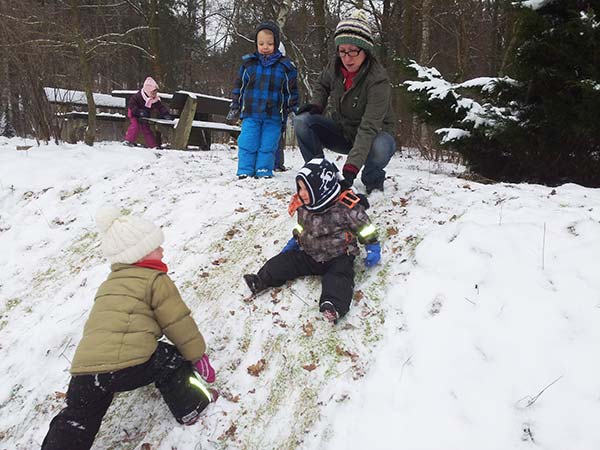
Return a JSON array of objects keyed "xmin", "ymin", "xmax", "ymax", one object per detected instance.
[
  {"xmin": 320, "ymin": 301, "xmax": 339, "ymax": 324},
  {"xmin": 243, "ymin": 274, "xmax": 266, "ymax": 295}
]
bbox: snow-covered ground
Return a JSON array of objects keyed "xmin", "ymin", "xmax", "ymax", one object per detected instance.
[{"xmin": 0, "ymin": 137, "xmax": 599, "ymax": 450}]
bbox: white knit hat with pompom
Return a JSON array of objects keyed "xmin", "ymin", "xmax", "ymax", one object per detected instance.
[{"xmin": 95, "ymin": 206, "xmax": 164, "ymax": 264}]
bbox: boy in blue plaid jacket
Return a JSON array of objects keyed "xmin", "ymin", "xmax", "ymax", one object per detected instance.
[{"xmin": 226, "ymin": 21, "xmax": 299, "ymax": 179}]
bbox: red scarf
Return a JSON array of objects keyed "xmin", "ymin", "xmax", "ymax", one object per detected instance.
[
  {"xmin": 341, "ymin": 67, "xmax": 358, "ymax": 91},
  {"xmin": 134, "ymin": 259, "xmax": 168, "ymax": 272}
]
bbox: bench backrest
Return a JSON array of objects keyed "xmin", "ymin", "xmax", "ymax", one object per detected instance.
[{"xmin": 170, "ymin": 90, "xmax": 231, "ymax": 116}]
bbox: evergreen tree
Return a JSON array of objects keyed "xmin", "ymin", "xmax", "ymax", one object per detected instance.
[
  {"xmin": 401, "ymin": 0, "xmax": 600, "ymax": 186},
  {"xmin": 1, "ymin": 107, "xmax": 15, "ymax": 138}
]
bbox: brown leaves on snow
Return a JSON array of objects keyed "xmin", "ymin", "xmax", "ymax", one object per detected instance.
[
  {"xmin": 219, "ymin": 423, "xmax": 237, "ymax": 441},
  {"xmin": 302, "ymin": 363, "xmax": 317, "ymax": 371},
  {"xmin": 302, "ymin": 322, "xmax": 314, "ymax": 336},
  {"xmin": 353, "ymin": 290, "xmax": 364, "ymax": 303},
  {"xmin": 386, "ymin": 226, "xmax": 399, "ymax": 237},
  {"xmin": 247, "ymin": 359, "xmax": 266, "ymax": 377},
  {"xmin": 336, "ymin": 346, "xmax": 359, "ymax": 362}
]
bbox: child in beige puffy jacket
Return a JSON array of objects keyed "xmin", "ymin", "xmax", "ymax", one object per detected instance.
[{"xmin": 42, "ymin": 207, "xmax": 217, "ymax": 450}]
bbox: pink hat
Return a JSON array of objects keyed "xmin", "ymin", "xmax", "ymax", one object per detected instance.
[{"xmin": 143, "ymin": 77, "xmax": 159, "ymax": 94}]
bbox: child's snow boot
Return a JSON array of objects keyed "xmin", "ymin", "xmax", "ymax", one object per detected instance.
[
  {"xmin": 320, "ymin": 301, "xmax": 339, "ymax": 324},
  {"xmin": 243, "ymin": 274, "xmax": 266, "ymax": 295}
]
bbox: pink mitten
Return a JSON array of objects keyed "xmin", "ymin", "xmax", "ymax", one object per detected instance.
[{"xmin": 194, "ymin": 354, "xmax": 216, "ymax": 383}]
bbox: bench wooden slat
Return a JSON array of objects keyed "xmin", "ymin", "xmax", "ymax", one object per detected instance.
[
  {"xmin": 60, "ymin": 111, "xmax": 126, "ymax": 121},
  {"xmin": 45, "ymin": 87, "xmax": 126, "ymax": 109}
]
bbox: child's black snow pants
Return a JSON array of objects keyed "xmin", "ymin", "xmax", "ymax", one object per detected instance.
[
  {"xmin": 41, "ymin": 342, "xmax": 210, "ymax": 450},
  {"xmin": 257, "ymin": 250, "xmax": 355, "ymax": 317}
]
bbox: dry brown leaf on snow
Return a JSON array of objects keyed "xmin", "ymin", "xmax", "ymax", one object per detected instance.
[
  {"xmin": 273, "ymin": 319, "xmax": 288, "ymax": 328},
  {"xmin": 235, "ymin": 207, "xmax": 248, "ymax": 213},
  {"xmin": 302, "ymin": 363, "xmax": 317, "ymax": 371},
  {"xmin": 140, "ymin": 444, "xmax": 152, "ymax": 450},
  {"xmin": 218, "ymin": 423, "xmax": 237, "ymax": 441},
  {"xmin": 353, "ymin": 290, "xmax": 364, "ymax": 303},
  {"xmin": 54, "ymin": 391, "xmax": 66, "ymax": 400},
  {"xmin": 392, "ymin": 197, "xmax": 409, "ymax": 207},
  {"xmin": 224, "ymin": 227, "xmax": 240, "ymax": 240},
  {"xmin": 302, "ymin": 322, "xmax": 314, "ymax": 336},
  {"xmin": 387, "ymin": 227, "xmax": 399, "ymax": 237},
  {"xmin": 211, "ymin": 257, "xmax": 228, "ymax": 266},
  {"xmin": 221, "ymin": 390, "xmax": 241, "ymax": 403},
  {"xmin": 336, "ymin": 346, "xmax": 359, "ymax": 362},
  {"xmin": 247, "ymin": 359, "xmax": 266, "ymax": 377}
]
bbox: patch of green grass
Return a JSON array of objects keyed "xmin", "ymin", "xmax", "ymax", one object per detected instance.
[
  {"xmin": 5, "ymin": 298, "xmax": 21, "ymax": 311},
  {"xmin": 32, "ymin": 267, "xmax": 57, "ymax": 289},
  {"xmin": 239, "ymin": 321, "xmax": 253, "ymax": 353},
  {"xmin": 59, "ymin": 185, "xmax": 90, "ymax": 200}
]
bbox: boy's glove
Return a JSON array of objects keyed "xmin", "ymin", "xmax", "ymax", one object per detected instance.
[
  {"xmin": 364, "ymin": 243, "xmax": 381, "ymax": 267},
  {"xmin": 137, "ymin": 109, "xmax": 150, "ymax": 118},
  {"xmin": 297, "ymin": 103, "xmax": 323, "ymax": 115},
  {"xmin": 159, "ymin": 113, "xmax": 173, "ymax": 120},
  {"xmin": 340, "ymin": 163, "xmax": 359, "ymax": 190},
  {"xmin": 194, "ymin": 354, "xmax": 216, "ymax": 383},
  {"xmin": 226, "ymin": 108, "xmax": 240, "ymax": 125},
  {"xmin": 281, "ymin": 237, "xmax": 300, "ymax": 254}
]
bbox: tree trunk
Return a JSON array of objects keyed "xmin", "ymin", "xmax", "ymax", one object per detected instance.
[
  {"xmin": 277, "ymin": 0, "xmax": 312, "ymax": 99},
  {"xmin": 419, "ymin": 0, "xmax": 433, "ymax": 154},
  {"xmin": 312, "ymin": 0, "xmax": 328, "ymax": 68},
  {"xmin": 490, "ymin": 0, "xmax": 501, "ymax": 75},
  {"xmin": 149, "ymin": 0, "xmax": 163, "ymax": 84},
  {"xmin": 70, "ymin": 0, "xmax": 96, "ymax": 146}
]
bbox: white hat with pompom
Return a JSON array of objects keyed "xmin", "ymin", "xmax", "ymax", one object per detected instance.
[{"xmin": 95, "ymin": 206, "xmax": 164, "ymax": 264}]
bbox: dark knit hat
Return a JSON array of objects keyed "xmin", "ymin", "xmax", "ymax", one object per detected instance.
[
  {"xmin": 334, "ymin": 10, "xmax": 374, "ymax": 54},
  {"xmin": 255, "ymin": 21, "xmax": 280, "ymax": 51},
  {"xmin": 296, "ymin": 158, "xmax": 342, "ymax": 212}
]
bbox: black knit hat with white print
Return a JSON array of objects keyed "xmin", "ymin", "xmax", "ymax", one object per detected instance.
[{"xmin": 296, "ymin": 158, "xmax": 342, "ymax": 212}]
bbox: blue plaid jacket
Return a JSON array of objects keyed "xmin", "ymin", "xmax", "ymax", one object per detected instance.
[{"xmin": 230, "ymin": 50, "xmax": 299, "ymax": 122}]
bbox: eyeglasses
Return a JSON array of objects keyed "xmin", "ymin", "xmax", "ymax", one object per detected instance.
[{"xmin": 338, "ymin": 48, "xmax": 362, "ymax": 58}]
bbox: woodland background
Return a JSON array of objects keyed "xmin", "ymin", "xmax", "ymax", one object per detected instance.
[{"xmin": 0, "ymin": 0, "xmax": 517, "ymax": 154}]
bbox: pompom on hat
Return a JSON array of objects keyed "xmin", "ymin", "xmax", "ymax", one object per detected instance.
[
  {"xmin": 334, "ymin": 9, "xmax": 374, "ymax": 54},
  {"xmin": 95, "ymin": 206, "xmax": 164, "ymax": 264}
]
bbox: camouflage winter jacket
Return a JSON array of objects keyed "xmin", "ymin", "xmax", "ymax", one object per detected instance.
[
  {"xmin": 70, "ymin": 264, "xmax": 205, "ymax": 375},
  {"xmin": 294, "ymin": 195, "xmax": 378, "ymax": 263}
]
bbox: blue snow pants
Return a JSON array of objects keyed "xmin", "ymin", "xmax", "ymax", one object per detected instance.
[{"xmin": 237, "ymin": 117, "xmax": 282, "ymax": 178}]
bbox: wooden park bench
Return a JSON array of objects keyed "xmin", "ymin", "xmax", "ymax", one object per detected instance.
[
  {"xmin": 112, "ymin": 89, "xmax": 240, "ymax": 150},
  {"xmin": 44, "ymin": 87, "xmax": 127, "ymax": 143},
  {"xmin": 45, "ymin": 87, "xmax": 240, "ymax": 149}
]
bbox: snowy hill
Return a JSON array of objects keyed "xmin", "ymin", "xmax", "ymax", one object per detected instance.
[{"xmin": 1, "ymin": 137, "xmax": 599, "ymax": 450}]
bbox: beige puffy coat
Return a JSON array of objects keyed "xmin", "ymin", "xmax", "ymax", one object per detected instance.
[{"xmin": 70, "ymin": 264, "xmax": 205, "ymax": 375}]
